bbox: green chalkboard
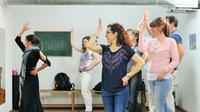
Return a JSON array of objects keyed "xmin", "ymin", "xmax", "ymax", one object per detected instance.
[{"xmin": 34, "ymin": 31, "xmax": 72, "ymax": 56}]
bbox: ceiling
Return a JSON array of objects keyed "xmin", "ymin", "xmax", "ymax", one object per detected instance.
[{"xmin": 1, "ymin": 0, "xmax": 174, "ymax": 5}]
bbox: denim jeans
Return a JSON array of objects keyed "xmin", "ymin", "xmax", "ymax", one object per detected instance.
[
  {"xmin": 148, "ymin": 79, "xmax": 173, "ymax": 112},
  {"xmin": 166, "ymin": 71, "xmax": 177, "ymax": 112},
  {"xmin": 101, "ymin": 86, "xmax": 129, "ymax": 112},
  {"xmin": 128, "ymin": 71, "xmax": 142, "ymax": 112}
]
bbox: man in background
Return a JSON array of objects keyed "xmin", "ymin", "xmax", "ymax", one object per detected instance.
[{"xmin": 165, "ymin": 15, "xmax": 184, "ymax": 112}]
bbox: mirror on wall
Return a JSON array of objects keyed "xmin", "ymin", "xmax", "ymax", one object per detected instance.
[{"xmin": 0, "ymin": 28, "xmax": 5, "ymax": 105}]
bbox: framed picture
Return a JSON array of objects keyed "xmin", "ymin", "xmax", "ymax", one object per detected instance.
[{"xmin": 189, "ymin": 33, "xmax": 196, "ymax": 50}]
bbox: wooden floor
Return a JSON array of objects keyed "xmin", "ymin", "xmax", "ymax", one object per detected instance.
[
  {"xmin": 10, "ymin": 107, "xmax": 186, "ymax": 112},
  {"xmin": 43, "ymin": 107, "xmax": 185, "ymax": 112}
]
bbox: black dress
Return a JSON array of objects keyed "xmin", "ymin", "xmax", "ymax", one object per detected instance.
[{"xmin": 15, "ymin": 36, "xmax": 51, "ymax": 112}]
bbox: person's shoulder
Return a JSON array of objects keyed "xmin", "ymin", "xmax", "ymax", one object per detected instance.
[
  {"xmin": 166, "ymin": 37, "xmax": 177, "ymax": 44},
  {"xmin": 100, "ymin": 44, "xmax": 110, "ymax": 49},
  {"xmin": 28, "ymin": 50, "xmax": 40, "ymax": 58},
  {"xmin": 145, "ymin": 39, "xmax": 154, "ymax": 45},
  {"xmin": 171, "ymin": 29, "xmax": 182, "ymax": 39},
  {"xmin": 32, "ymin": 49, "xmax": 40, "ymax": 54},
  {"xmin": 88, "ymin": 49, "xmax": 96, "ymax": 54},
  {"xmin": 122, "ymin": 45, "xmax": 131, "ymax": 50},
  {"xmin": 172, "ymin": 33, "xmax": 182, "ymax": 39},
  {"xmin": 166, "ymin": 37, "xmax": 174, "ymax": 41},
  {"xmin": 171, "ymin": 32, "xmax": 182, "ymax": 44},
  {"xmin": 122, "ymin": 46, "xmax": 135, "ymax": 54}
]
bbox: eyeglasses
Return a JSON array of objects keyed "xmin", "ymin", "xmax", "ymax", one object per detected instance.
[{"xmin": 105, "ymin": 31, "xmax": 113, "ymax": 35}]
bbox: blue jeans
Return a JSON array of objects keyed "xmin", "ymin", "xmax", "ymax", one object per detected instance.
[
  {"xmin": 148, "ymin": 79, "xmax": 173, "ymax": 112},
  {"xmin": 128, "ymin": 71, "xmax": 142, "ymax": 112},
  {"xmin": 101, "ymin": 87, "xmax": 129, "ymax": 112}
]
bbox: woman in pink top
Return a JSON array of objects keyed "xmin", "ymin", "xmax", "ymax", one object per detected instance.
[{"xmin": 139, "ymin": 11, "xmax": 179, "ymax": 112}]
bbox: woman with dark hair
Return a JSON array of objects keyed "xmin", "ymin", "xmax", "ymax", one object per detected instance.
[
  {"xmin": 70, "ymin": 28, "xmax": 100, "ymax": 112},
  {"xmin": 126, "ymin": 29, "xmax": 144, "ymax": 112},
  {"xmin": 139, "ymin": 10, "xmax": 179, "ymax": 112},
  {"xmin": 15, "ymin": 23, "xmax": 51, "ymax": 112},
  {"xmin": 86, "ymin": 18, "xmax": 145, "ymax": 112}
]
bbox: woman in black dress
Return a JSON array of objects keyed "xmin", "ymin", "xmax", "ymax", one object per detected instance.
[{"xmin": 15, "ymin": 23, "xmax": 51, "ymax": 112}]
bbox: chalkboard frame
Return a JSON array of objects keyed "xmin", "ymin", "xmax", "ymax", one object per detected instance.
[{"xmin": 34, "ymin": 31, "xmax": 72, "ymax": 57}]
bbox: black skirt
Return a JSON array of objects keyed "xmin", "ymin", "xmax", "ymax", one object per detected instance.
[{"xmin": 19, "ymin": 75, "xmax": 43, "ymax": 112}]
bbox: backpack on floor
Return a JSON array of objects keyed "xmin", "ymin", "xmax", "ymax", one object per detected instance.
[
  {"xmin": 54, "ymin": 72, "xmax": 73, "ymax": 90},
  {"xmin": 93, "ymin": 82, "xmax": 101, "ymax": 91}
]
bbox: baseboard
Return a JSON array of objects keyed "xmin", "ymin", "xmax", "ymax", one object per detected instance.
[{"xmin": 176, "ymin": 105, "xmax": 188, "ymax": 112}]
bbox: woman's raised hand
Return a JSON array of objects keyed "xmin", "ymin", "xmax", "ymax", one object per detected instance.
[
  {"xmin": 22, "ymin": 22, "xmax": 30, "ymax": 31},
  {"xmin": 143, "ymin": 8, "xmax": 149, "ymax": 28},
  {"xmin": 143, "ymin": 8, "xmax": 149, "ymax": 22},
  {"xmin": 70, "ymin": 28, "xmax": 74, "ymax": 40},
  {"xmin": 95, "ymin": 17, "xmax": 102, "ymax": 36},
  {"xmin": 18, "ymin": 22, "xmax": 30, "ymax": 37},
  {"xmin": 138, "ymin": 8, "xmax": 149, "ymax": 32},
  {"xmin": 97, "ymin": 17, "xmax": 102, "ymax": 32}
]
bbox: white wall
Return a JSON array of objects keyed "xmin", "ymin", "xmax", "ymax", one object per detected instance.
[
  {"xmin": 174, "ymin": 12, "xmax": 200, "ymax": 112},
  {"xmin": 0, "ymin": 5, "xmax": 13, "ymax": 112},
  {"xmin": 0, "ymin": 5, "xmax": 4, "ymax": 26}
]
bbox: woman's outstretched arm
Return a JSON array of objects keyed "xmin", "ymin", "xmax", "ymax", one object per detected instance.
[
  {"xmin": 122, "ymin": 53, "xmax": 145, "ymax": 86},
  {"xmin": 70, "ymin": 28, "xmax": 83, "ymax": 53},
  {"xmin": 86, "ymin": 18, "xmax": 103, "ymax": 54},
  {"xmin": 15, "ymin": 22, "xmax": 30, "ymax": 52}
]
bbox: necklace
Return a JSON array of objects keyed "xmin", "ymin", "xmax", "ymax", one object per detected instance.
[
  {"xmin": 152, "ymin": 35, "xmax": 167, "ymax": 53},
  {"xmin": 153, "ymin": 43, "xmax": 158, "ymax": 53},
  {"xmin": 153, "ymin": 39, "xmax": 161, "ymax": 53}
]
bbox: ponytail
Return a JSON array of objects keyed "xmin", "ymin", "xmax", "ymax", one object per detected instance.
[{"xmin": 26, "ymin": 34, "xmax": 40, "ymax": 45}]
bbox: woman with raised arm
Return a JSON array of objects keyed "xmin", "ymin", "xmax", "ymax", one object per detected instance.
[
  {"xmin": 85, "ymin": 18, "xmax": 145, "ymax": 112},
  {"xmin": 70, "ymin": 28, "xmax": 100, "ymax": 112},
  {"xmin": 138, "ymin": 9, "xmax": 179, "ymax": 112},
  {"xmin": 15, "ymin": 23, "xmax": 51, "ymax": 112}
]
